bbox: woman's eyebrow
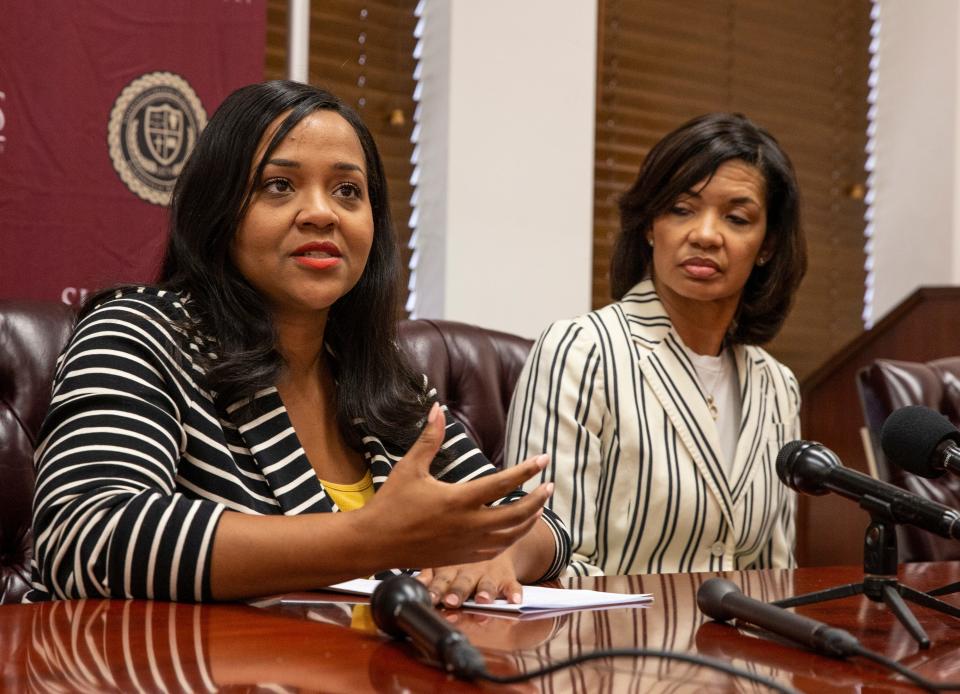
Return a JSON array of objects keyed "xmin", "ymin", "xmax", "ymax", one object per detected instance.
[
  {"xmin": 265, "ymin": 158, "xmax": 299, "ymax": 168},
  {"xmin": 685, "ymin": 189, "xmax": 760, "ymax": 207},
  {"xmin": 333, "ymin": 161, "xmax": 366, "ymax": 176},
  {"xmin": 265, "ymin": 159, "xmax": 365, "ymax": 176}
]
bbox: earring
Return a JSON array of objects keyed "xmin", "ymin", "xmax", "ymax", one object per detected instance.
[
  {"xmin": 647, "ymin": 237, "xmax": 654, "ymax": 247},
  {"xmin": 756, "ymin": 255, "xmax": 769, "ymax": 267}
]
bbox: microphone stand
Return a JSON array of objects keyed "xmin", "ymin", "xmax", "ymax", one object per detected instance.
[
  {"xmin": 772, "ymin": 499, "xmax": 960, "ymax": 649},
  {"xmin": 928, "ymin": 582, "xmax": 960, "ymax": 597}
]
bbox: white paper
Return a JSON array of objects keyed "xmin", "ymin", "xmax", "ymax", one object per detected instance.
[{"xmin": 308, "ymin": 578, "xmax": 653, "ymax": 613}]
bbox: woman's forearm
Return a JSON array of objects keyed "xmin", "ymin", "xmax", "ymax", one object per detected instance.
[
  {"xmin": 211, "ymin": 452, "xmax": 553, "ymax": 600},
  {"xmin": 509, "ymin": 516, "xmax": 561, "ymax": 584},
  {"xmin": 210, "ymin": 510, "xmax": 386, "ymax": 600}
]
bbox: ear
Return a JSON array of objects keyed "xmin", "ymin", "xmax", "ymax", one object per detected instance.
[{"xmin": 756, "ymin": 236, "xmax": 775, "ymax": 265}]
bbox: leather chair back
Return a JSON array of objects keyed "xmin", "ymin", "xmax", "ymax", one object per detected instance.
[
  {"xmin": 857, "ymin": 357, "xmax": 960, "ymax": 562},
  {"xmin": 0, "ymin": 301, "xmax": 75, "ymax": 603},
  {"xmin": 398, "ymin": 319, "xmax": 533, "ymax": 469},
  {"xmin": 0, "ymin": 302, "xmax": 532, "ymax": 602}
]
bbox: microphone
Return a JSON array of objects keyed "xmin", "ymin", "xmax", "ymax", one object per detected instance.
[
  {"xmin": 370, "ymin": 575, "xmax": 487, "ymax": 680},
  {"xmin": 880, "ymin": 405, "xmax": 960, "ymax": 479},
  {"xmin": 696, "ymin": 578, "xmax": 862, "ymax": 657},
  {"xmin": 776, "ymin": 440, "xmax": 960, "ymax": 539}
]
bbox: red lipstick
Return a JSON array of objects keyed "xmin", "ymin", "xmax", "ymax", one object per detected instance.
[{"xmin": 292, "ymin": 241, "xmax": 342, "ymax": 270}]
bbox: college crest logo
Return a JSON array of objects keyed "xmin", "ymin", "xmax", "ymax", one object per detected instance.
[{"xmin": 108, "ymin": 72, "xmax": 207, "ymax": 206}]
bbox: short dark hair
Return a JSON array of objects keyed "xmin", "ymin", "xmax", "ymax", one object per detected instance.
[
  {"xmin": 156, "ymin": 80, "xmax": 425, "ymax": 449},
  {"xmin": 610, "ymin": 112, "xmax": 807, "ymax": 345}
]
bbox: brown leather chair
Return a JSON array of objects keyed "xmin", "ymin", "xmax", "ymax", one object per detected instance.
[
  {"xmin": 0, "ymin": 300, "xmax": 532, "ymax": 603},
  {"xmin": 398, "ymin": 319, "xmax": 533, "ymax": 469},
  {"xmin": 857, "ymin": 357, "xmax": 960, "ymax": 562},
  {"xmin": 0, "ymin": 300, "xmax": 75, "ymax": 603}
]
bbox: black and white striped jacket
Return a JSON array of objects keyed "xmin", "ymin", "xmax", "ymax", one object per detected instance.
[
  {"xmin": 29, "ymin": 287, "xmax": 570, "ymax": 601},
  {"xmin": 505, "ymin": 280, "xmax": 799, "ymax": 576}
]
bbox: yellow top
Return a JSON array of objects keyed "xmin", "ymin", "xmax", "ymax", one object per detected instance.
[
  {"xmin": 319, "ymin": 470, "xmax": 375, "ymax": 512},
  {"xmin": 350, "ymin": 604, "xmax": 377, "ymax": 632}
]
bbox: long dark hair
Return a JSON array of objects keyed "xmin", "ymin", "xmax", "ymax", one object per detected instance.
[
  {"xmin": 610, "ymin": 112, "xmax": 807, "ymax": 345},
  {"xmin": 95, "ymin": 81, "xmax": 426, "ymax": 450}
]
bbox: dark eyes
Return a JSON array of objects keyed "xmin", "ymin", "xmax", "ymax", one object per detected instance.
[
  {"xmin": 263, "ymin": 177, "xmax": 293, "ymax": 194},
  {"xmin": 669, "ymin": 205, "xmax": 750, "ymax": 226},
  {"xmin": 260, "ymin": 178, "xmax": 364, "ymax": 200},
  {"xmin": 334, "ymin": 182, "xmax": 363, "ymax": 199}
]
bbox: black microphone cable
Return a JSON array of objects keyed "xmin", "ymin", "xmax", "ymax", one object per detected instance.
[
  {"xmin": 372, "ymin": 574, "xmax": 960, "ymax": 692},
  {"xmin": 726, "ymin": 621, "xmax": 960, "ymax": 692},
  {"xmin": 372, "ymin": 575, "xmax": 799, "ymax": 693},
  {"xmin": 844, "ymin": 644, "xmax": 960, "ymax": 692},
  {"xmin": 471, "ymin": 648, "xmax": 799, "ymax": 692},
  {"xmin": 698, "ymin": 577, "xmax": 960, "ymax": 693}
]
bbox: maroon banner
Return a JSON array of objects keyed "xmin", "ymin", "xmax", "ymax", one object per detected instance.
[{"xmin": 0, "ymin": 1, "xmax": 266, "ymax": 305}]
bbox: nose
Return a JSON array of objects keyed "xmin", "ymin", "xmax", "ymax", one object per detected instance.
[
  {"xmin": 688, "ymin": 211, "xmax": 722, "ymax": 248},
  {"xmin": 295, "ymin": 188, "xmax": 338, "ymax": 231}
]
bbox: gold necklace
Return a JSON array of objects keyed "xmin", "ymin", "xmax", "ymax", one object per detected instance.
[
  {"xmin": 699, "ymin": 355, "xmax": 727, "ymax": 421},
  {"xmin": 705, "ymin": 394, "xmax": 719, "ymax": 420}
]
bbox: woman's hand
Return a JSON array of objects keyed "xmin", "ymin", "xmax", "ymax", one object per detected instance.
[
  {"xmin": 416, "ymin": 500, "xmax": 558, "ymax": 608},
  {"xmin": 417, "ymin": 548, "xmax": 524, "ymax": 608},
  {"xmin": 211, "ymin": 402, "xmax": 552, "ymax": 600},
  {"xmin": 360, "ymin": 402, "xmax": 553, "ymax": 572}
]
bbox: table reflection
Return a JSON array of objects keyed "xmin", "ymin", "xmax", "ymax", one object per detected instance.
[
  {"xmin": 26, "ymin": 599, "xmax": 217, "ymax": 692},
  {"xmin": 17, "ymin": 594, "xmax": 556, "ymax": 692},
  {"xmin": 11, "ymin": 565, "xmax": 959, "ymax": 693},
  {"xmin": 309, "ymin": 572, "xmax": 796, "ymax": 693}
]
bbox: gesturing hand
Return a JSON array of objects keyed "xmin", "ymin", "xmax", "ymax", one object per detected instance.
[{"xmin": 360, "ymin": 402, "xmax": 552, "ymax": 572}]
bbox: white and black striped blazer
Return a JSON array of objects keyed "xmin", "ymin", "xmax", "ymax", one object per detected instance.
[
  {"xmin": 29, "ymin": 287, "xmax": 570, "ymax": 601},
  {"xmin": 505, "ymin": 279, "xmax": 800, "ymax": 576}
]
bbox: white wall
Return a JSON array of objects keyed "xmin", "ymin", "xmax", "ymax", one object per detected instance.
[
  {"xmin": 411, "ymin": 0, "xmax": 597, "ymax": 337},
  {"xmin": 870, "ymin": 0, "xmax": 960, "ymax": 322},
  {"xmin": 955, "ymin": 4, "xmax": 960, "ymax": 286}
]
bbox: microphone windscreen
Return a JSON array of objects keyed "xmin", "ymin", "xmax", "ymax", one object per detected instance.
[
  {"xmin": 696, "ymin": 577, "xmax": 741, "ymax": 622},
  {"xmin": 880, "ymin": 406, "xmax": 960, "ymax": 479},
  {"xmin": 371, "ymin": 575, "xmax": 431, "ymax": 638},
  {"xmin": 775, "ymin": 440, "xmax": 805, "ymax": 485}
]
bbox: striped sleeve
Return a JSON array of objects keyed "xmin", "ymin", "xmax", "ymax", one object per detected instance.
[
  {"xmin": 778, "ymin": 367, "xmax": 801, "ymax": 567},
  {"xmin": 31, "ymin": 294, "xmax": 225, "ymax": 601},
  {"xmin": 754, "ymin": 362, "xmax": 801, "ymax": 570},
  {"xmin": 431, "ymin": 402, "xmax": 572, "ymax": 581},
  {"xmin": 505, "ymin": 320, "xmax": 606, "ymax": 576}
]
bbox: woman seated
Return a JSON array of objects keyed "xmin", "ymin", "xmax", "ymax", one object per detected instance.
[
  {"xmin": 505, "ymin": 113, "xmax": 806, "ymax": 576},
  {"xmin": 30, "ymin": 80, "xmax": 570, "ymax": 604}
]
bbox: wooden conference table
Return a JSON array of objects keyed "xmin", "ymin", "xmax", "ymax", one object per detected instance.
[{"xmin": 5, "ymin": 563, "xmax": 960, "ymax": 692}]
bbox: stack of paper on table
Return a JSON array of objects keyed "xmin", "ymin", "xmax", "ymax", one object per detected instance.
[{"xmin": 279, "ymin": 578, "xmax": 653, "ymax": 615}]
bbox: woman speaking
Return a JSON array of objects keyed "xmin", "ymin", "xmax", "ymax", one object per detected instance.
[
  {"xmin": 30, "ymin": 81, "xmax": 569, "ymax": 604},
  {"xmin": 506, "ymin": 113, "xmax": 806, "ymax": 576}
]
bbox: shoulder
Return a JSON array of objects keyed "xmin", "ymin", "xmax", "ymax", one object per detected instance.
[
  {"xmin": 532, "ymin": 302, "xmax": 632, "ymax": 354},
  {"xmin": 744, "ymin": 344, "xmax": 800, "ymax": 401},
  {"xmin": 72, "ymin": 286, "xmax": 198, "ymax": 359},
  {"xmin": 520, "ymin": 308, "xmax": 632, "ymax": 406},
  {"xmin": 49, "ymin": 287, "xmax": 209, "ymax": 411},
  {"xmin": 82, "ymin": 285, "xmax": 191, "ymax": 326}
]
